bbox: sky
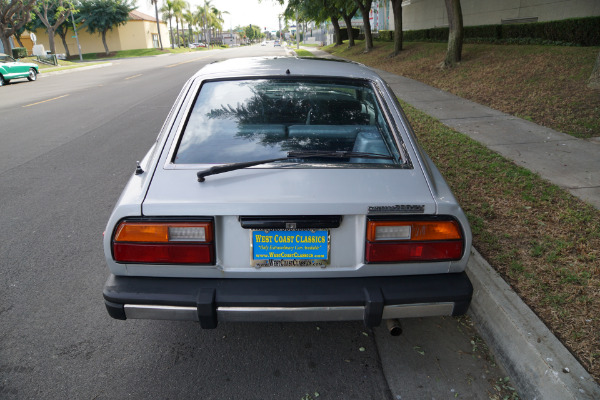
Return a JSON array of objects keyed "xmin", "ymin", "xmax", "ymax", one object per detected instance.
[{"xmin": 137, "ymin": 0, "xmax": 288, "ymax": 33}]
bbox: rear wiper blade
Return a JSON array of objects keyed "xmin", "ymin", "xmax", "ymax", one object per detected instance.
[{"xmin": 197, "ymin": 151, "xmax": 393, "ymax": 182}]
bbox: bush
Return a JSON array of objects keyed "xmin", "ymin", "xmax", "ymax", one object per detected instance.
[
  {"xmin": 376, "ymin": 30, "xmax": 394, "ymax": 41},
  {"xmin": 403, "ymin": 16, "xmax": 600, "ymax": 46},
  {"xmin": 464, "ymin": 24, "xmax": 502, "ymax": 40},
  {"xmin": 336, "ymin": 27, "xmax": 360, "ymax": 42},
  {"xmin": 501, "ymin": 17, "xmax": 600, "ymax": 46},
  {"xmin": 12, "ymin": 47, "xmax": 27, "ymax": 59}
]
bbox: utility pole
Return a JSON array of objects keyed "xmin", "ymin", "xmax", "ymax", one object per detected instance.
[{"xmin": 296, "ymin": 9, "xmax": 299, "ymax": 49}]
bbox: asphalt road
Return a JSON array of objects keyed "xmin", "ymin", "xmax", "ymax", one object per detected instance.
[{"xmin": 0, "ymin": 44, "xmax": 510, "ymax": 399}]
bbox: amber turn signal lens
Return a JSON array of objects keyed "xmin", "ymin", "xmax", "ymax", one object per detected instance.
[{"xmin": 113, "ymin": 222, "xmax": 213, "ymax": 243}]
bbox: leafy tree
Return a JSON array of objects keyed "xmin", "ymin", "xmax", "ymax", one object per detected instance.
[
  {"xmin": 283, "ymin": 0, "xmax": 354, "ymax": 48},
  {"xmin": 78, "ymin": 0, "xmax": 134, "ymax": 55},
  {"xmin": 338, "ymin": 1, "xmax": 358, "ymax": 48},
  {"xmin": 29, "ymin": 1, "xmax": 73, "ymax": 57},
  {"xmin": 353, "ymin": 0, "xmax": 373, "ymax": 52},
  {"xmin": 35, "ymin": 0, "xmax": 71, "ymax": 54},
  {"xmin": 244, "ymin": 24, "xmax": 261, "ymax": 43},
  {"xmin": 444, "ymin": 0, "xmax": 463, "ymax": 67},
  {"xmin": 0, "ymin": 0, "xmax": 36, "ymax": 53}
]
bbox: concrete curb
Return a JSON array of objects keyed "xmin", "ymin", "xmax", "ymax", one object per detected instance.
[
  {"xmin": 38, "ymin": 62, "xmax": 113, "ymax": 77},
  {"xmin": 466, "ymin": 248, "xmax": 600, "ymax": 400}
]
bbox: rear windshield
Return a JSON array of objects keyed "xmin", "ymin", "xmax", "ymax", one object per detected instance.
[{"xmin": 174, "ymin": 78, "xmax": 402, "ymax": 166}]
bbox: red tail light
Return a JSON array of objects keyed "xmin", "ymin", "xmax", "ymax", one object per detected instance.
[
  {"xmin": 112, "ymin": 221, "xmax": 215, "ymax": 264},
  {"xmin": 365, "ymin": 219, "xmax": 463, "ymax": 263}
]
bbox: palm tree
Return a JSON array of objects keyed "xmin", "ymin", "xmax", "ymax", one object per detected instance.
[
  {"xmin": 183, "ymin": 4, "xmax": 195, "ymax": 47},
  {"xmin": 150, "ymin": 0, "xmax": 163, "ymax": 49},
  {"xmin": 161, "ymin": 0, "xmax": 175, "ymax": 48},
  {"xmin": 211, "ymin": 7, "xmax": 225, "ymax": 45},
  {"xmin": 197, "ymin": 0, "xmax": 216, "ymax": 47},
  {"xmin": 172, "ymin": 0, "xmax": 186, "ymax": 47}
]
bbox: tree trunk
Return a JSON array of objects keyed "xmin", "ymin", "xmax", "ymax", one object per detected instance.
[
  {"xmin": 0, "ymin": 34, "xmax": 11, "ymax": 54},
  {"xmin": 444, "ymin": 0, "xmax": 463, "ymax": 68},
  {"xmin": 342, "ymin": 14, "xmax": 355, "ymax": 48},
  {"xmin": 101, "ymin": 30, "xmax": 109, "ymax": 55},
  {"xmin": 169, "ymin": 18, "xmax": 174, "ymax": 48},
  {"xmin": 59, "ymin": 32, "xmax": 71, "ymax": 58},
  {"xmin": 47, "ymin": 27, "xmax": 57, "ymax": 54},
  {"xmin": 588, "ymin": 50, "xmax": 600, "ymax": 89},
  {"xmin": 330, "ymin": 17, "xmax": 342, "ymax": 46},
  {"xmin": 355, "ymin": 0, "xmax": 373, "ymax": 52},
  {"xmin": 15, "ymin": 34, "xmax": 25, "ymax": 48},
  {"xmin": 175, "ymin": 18, "xmax": 180, "ymax": 47},
  {"xmin": 391, "ymin": 0, "xmax": 402, "ymax": 56},
  {"xmin": 154, "ymin": 1, "xmax": 163, "ymax": 50}
]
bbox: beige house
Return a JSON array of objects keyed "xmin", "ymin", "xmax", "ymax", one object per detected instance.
[{"xmin": 27, "ymin": 10, "xmax": 170, "ymax": 55}]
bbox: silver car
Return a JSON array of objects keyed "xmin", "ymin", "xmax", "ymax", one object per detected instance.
[{"xmin": 103, "ymin": 57, "xmax": 473, "ymax": 329}]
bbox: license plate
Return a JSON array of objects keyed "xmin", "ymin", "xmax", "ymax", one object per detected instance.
[{"xmin": 251, "ymin": 230, "xmax": 330, "ymax": 267}]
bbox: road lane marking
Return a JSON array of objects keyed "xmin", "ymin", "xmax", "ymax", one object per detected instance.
[
  {"xmin": 22, "ymin": 94, "xmax": 69, "ymax": 108},
  {"xmin": 125, "ymin": 74, "xmax": 143, "ymax": 80},
  {"xmin": 165, "ymin": 57, "xmax": 206, "ymax": 68}
]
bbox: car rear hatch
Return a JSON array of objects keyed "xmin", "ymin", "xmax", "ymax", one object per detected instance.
[{"xmin": 136, "ymin": 166, "xmax": 453, "ymax": 278}]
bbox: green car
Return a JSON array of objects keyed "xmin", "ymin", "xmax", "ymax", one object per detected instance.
[{"xmin": 0, "ymin": 53, "xmax": 40, "ymax": 86}]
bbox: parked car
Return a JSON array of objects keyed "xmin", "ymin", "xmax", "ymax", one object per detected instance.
[
  {"xmin": 102, "ymin": 57, "xmax": 473, "ymax": 329},
  {"xmin": 0, "ymin": 53, "xmax": 40, "ymax": 86}
]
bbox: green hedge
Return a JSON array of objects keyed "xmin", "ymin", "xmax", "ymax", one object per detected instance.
[
  {"xmin": 381, "ymin": 17, "xmax": 600, "ymax": 46},
  {"xmin": 336, "ymin": 27, "xmax": 360, "ymax": 42},
  {"xmin": 12, "ymin": 47, "xmax": 27, "ymax": 59}
]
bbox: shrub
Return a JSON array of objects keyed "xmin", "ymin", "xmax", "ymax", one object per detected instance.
[
  {"xmin": 336, "ymin": 27, "xmax": 360, "ymax": 42},
  {"xmin": 12, "ymin": 47, "xmax": 28, "ymax": 59},
  {"xmin": 376, "ymin": 30, "xmax": 394, "ymax": 41},
  {"xmin": 402, "ymin": 16, "xmax": 600, "ymax": 46}
]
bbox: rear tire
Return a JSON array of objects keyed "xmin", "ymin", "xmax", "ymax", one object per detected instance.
[
  {"xmin": 27, "ymin": 68, "xmax": 37, "ymax": 81},
  {"xmin": 0, "ymin": 75, "xmax": 5, "ymax": 86}
]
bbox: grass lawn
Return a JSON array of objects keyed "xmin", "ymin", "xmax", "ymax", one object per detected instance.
[
  {"xmin": 326, "ymin": 41, "xmax": 600, "ymax": 139},
  {"xmin": 76, "ymin": 46, "xmax": 209, "ymax": 60},
  {"xmin": 324, "ymin": 41, "xmax": 600, "ymax": 382},
  {"xmin": 294, "ymin": 49, "xmax": 314, "ymax": 57},
  {"xmin": 22, "ymin": 56, "xmax": 108, "ymax": 72}
]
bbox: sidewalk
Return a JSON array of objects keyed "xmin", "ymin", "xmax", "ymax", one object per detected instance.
[{"xmin": 299, "ymin": 46, "xmax": 600, "ymax": 399}]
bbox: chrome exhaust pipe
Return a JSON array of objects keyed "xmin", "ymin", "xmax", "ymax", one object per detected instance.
[{"xmin": 386, "ymin": 319, "xmax": 402, "ymax": 336}]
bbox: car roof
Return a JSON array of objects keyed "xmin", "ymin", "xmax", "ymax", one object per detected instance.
[{"xmin": 193, "ymin": 57, "xmax": 382, "ymax": 82}]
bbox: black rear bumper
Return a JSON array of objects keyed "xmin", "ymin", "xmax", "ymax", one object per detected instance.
[{"xmin": 103, "ymin": 272, "xmax": 472, "ymax": 328}]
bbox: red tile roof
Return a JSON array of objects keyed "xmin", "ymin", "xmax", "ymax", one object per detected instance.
[{"xmin": 129, "ymin": 10, "xmax": 158, "ymax": 22}]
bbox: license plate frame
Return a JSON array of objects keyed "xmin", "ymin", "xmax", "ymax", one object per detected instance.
[{"xmin": 250, "ymin": 229, "xmax": 330, "ymax": 268}]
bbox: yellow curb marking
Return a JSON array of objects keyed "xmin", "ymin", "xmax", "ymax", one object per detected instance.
[{"xmin": 23, "ymin": 94, "xmax": 69, "ymax": 108}]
